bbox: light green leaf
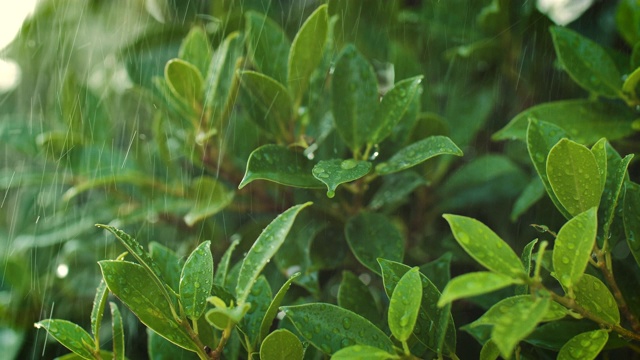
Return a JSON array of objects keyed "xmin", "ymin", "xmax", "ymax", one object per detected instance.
[
  {"xmin": 312, "ymin": 159, "xmax": 371, "ymax": 198},
  {"xmin": 90, "ymin": 280, "xmax": 108, "ymax": 348},
  {"xmin": 332, "ymin": 345, "xmax": 398, "ymax": 360},
  {"xmin": 260, "ymin": 329, "xmax": 304, "ymax": 360},
  {"xmin": 338, "ymin": 271, "xmax": 380, "ymax": 326},
  {"xmin": 388, "ymin": 267, "xmax": 422, "ymax": 342},
  {"xmin": 259, "ymin": 272, "xmax": 301, "ymax": 344},
  {"xmin": 147, "ymin": 329, "xmax": 199, "ymax": 360},
  {"xmin": 179, "ymin": 27, "xmax": 212, "ymax": 78},
  {"xmin": 438, "ymin": 272, "xmax": 523, "ymax": 306},
  {"xmin": 491, "ymin": 296, "xmax": 550, "ymax": 358},
  {"xmin": 184, "ymin": 177, "xmax": 234, "ymax": 226},
  {"xmin": 205, "ymin": 302, "xmax": 251, "ymax": 330},
  {"xmin": 99, "ymin": 261, "xmax": 197, "ymax": 351},
  {"xmin": 34, "ymin": 319, "xmax": 95, "ymax": 360},
  {"xmin": 590, "ymin": 138, "xmax": 608, "ymax": 197},
  {"xmin": 547, "ymin": 139, "xmax": 601, "ymax": 217},
  {"xmin": 332, "ymin": 44, "xmax": 379, "ymax": 153},
  {"xmin": 479, "ymin": 340, "xmax": 500, "ymax": 360},
  {"xmin": 573, "ymin": 274, "xmax": 620, "ymax": 325},
  {"xmin": 375, "ymin": 136, "xmax": 462, "ymax": 175},
  {"xmin": 281, "ymin": 303, "xmax": 394, "ymax": 355},
  {"xmin": 165, "ymin": 59, "xmax": 203, "ymax": 104},
  {"xmin": 205, "ymin": 31, "xmax": 243, "ymax": 125},
  {"xmin": 624, "ymin": 181, "xmax": 640, "ymax": 267},
  {"xmin": 236, "ymin": 202, "xmax": 312, "ymax": 304},
  {"xmin": 369, "ymin": 76, "xmax": 423, "ymax": 145},
  {"xmin": 240, "ymin": 276, "xmax": 271, "ymax": 347},
  {"xmin": 557, "ymin": 329, "xmax": 608, "ymax": 360},
  {"xmin": 552, "ymin": 207, "xmax": 597, "ymax": 289},
  {"xmin": 213, "ymin": 239, "xmax": 239, "ymax": 288},
  {"xmin": 109, "ymin": 302, "xmax": 125, "ymax": 360},
  {"xmin": 493, "ymin": 100, "xmax": 634, "ymax": 144},
  {"xmin": 443, "ymin": 214, "xmax": 525, "ymax": 277},
  {"xmin": 238, "ymin": 70, "xmax": 293, "ymax": 139},
  {"xmin": 239, "ymin": 145, "xmax": 323, "ymax": 189},
  {"xmin": 345, "ymin": 212, "xmax": 404, "ymax": 275},
  {"xmin": 179, "ymin": 241, "xmax": 214, "ymax": 320},
  {"xmin": 245, "ymin": 11, "xmax": 290, "ymax": 84},
  {"xmin": 466, "ymin": 295, "xmax": 568, "ymax": 328},
  {"xmin": 288, "ymin": 4, "xmax": 328, "ymax": 108},
  {"xmin": 550, "ymin": 26, "xmax": 623, "ymax": 98}
]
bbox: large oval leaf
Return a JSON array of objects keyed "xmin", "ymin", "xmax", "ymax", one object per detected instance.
[
  {"xmin": 184, "ymin": 177, "xmax": 234, "ymax": 226},
  {"xmin": 375, "ymin": 135, "xmax": 462, "ymax": 175},
  {"xmin": 338, "ymin": 271, "xmax": 380, "ymax": 326},
  {"xmin": 179, "ymin": 241, "xmax": 214, "ymax": 320},
  {"xmin": 312, "ymin": 159, "xmax": 371, "ymax": 198},
  {"xmin": 557, "ymin": 329, "xmax": 608, "ymax": 360},
  {"xmin": 245, "ymin": 11, "xmax": 290, "ymax": 84},
  {"xmin": 573, "ymin": 274, "xmax": 620, "ymax": 325},
  {"xmin": 388, "ymin": 267, "xmax": 422, "ymax": 342},
  {"xmin": 552, "ymin": 207, "xmax": 597, "ymax": 289},
  {"xmin": 165, "ymin": 59, "xmax": 203, "ymax": 105},
  {"xmin": 345, "ymin": 212, "xmax": 404, "ymax": 274}
]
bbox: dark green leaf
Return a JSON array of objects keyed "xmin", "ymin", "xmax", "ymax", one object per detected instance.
[
  {"xmin": 312, "ymin": 159, "xmax": 371, "ymax": 198},
  {"xmin": 281, "ymin": 303, "xmax": 394, "ymax": 355},
  {"xmin": 550, "ymin": 26, "xmax": 623, "ymax": 98},
  {"xmin": 331, "ymin": 345, "xmax": 397, "ymax": 360},
  {"xmin": 557, "ymin": 330, "xmax": 608, "ymax": 360},
  {"xmin": 213, "ymin": 239, "xmax": 239, "ymax": 288},
  {"xmin": 345, "ymin": 212, "xmax": 404, "ymax": 274},
  {"xmin": 516, "ymin": 239, "xmax": 538, "ymax": 295},
  {"xmin": 369, "ymin": 76, "xmax": 423, "ymax": 145},
  {"xmin": 179, "ymin": 27, "xmax": 212, "ymax": 78},
  {"xmin": 598, "ymin": 149, "xmax": 633, "ymax": 243},
  {"xmin": 419, "ymin": 253, "xmax": 452, "ymax": 292},
  {"xmin": 511, "ymin": 178, "xmax": 545, "ymax": 221},
  {"xmin": 149, "ymin": 242, "xmax": 182, "ymax": 293},
  {"xmin": 466, "ymin": 296, "xmax": 567, "ymax": 328},
  {"xmin": 184, "ymin": 177, "xmax": 234, "ymax": 226},
  {"xmin": 179, "ymin": 241, "xmax": 214, "ymax": 320},
  {"xmin": 338, "ymin": 271, "xmax": 380, "ymax": 326},
  {"xmin": 109, "ymin": 302, "xmax": 125, "ymax": 360},
  {"xmin": 165, "ymin": 59, "xmax": 203, "ymax": 105},
  {"xmin": 369, "ymin": 171, "xmax": 427, "ymax": 210},
  {"xmin": 388, "ymin": 267, "xmax": 422, "ymax": 342},
  {"xmin": 624, "ymin": 181, "xmax": 640, "ymax": 267},
  {"xmin": 616, "ymin": 0, "xmax": 640, "ymax": 46},
  {"xmin": 376, "ymin": 136, "xmax": 462, "ymax": 175},
  {"xmin": 260, "ymin": 329, "xmax": 304, "ymax": 360},
  {"xmin": 573, "ymin": 274, "xmax": 620, "ymax": 325},
  {"xmin": 438, "ymin": 272, "xmax": 522, "ymax": 306},
  {"xmin": 147, "ymin": 329, "xmax": 199, "ymax": 360},
  {"xmin": 245, "ymin": 11, "xmax": 290, "ymax": 84},
  {"xmin": 259, "ymin": 273, "xmax": 301, "ymax": 344},
  {"xmin": 552, "ymin": 207, "xmax": 597, "ymax": 289},
  {"xmin": 239, "ymin": 144, "xmax": 323, "ymax": 189},
  {"xmin": 34, "ymin": 320, "xmax": 95, "ymax": 360},
  {"xmin": 480, "ymin": 340, "xmax": 500, "ymax": 360},
  {"xmin": 240, "ymin": 276, "xmax": 271, "ymax": 347},
  {"xmin": 90, "ymin": 280, "xmax": 108, "ymax": 347}
]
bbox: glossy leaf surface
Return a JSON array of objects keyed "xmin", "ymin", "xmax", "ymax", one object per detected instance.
[
  {"xmin": 260, "ymin": 329, "xmax": 304, "ymax": 360},
  {"xmin": 491, "ymin": 296, "xmax": 550, "ymax": 358},
  {"xmin": 369, "ymin": 76, "xmax": 423, "ymax": 145},
  {"xmin": 179, "ymin": 241, "xmax": 214, "ymax": 320},
  {"xmin": 552, "ymin": 207, "xmax": 597, "ymax": 289},
  {"xmin": 572, "ymin": 274, "xmax": 620, "ymax": 325},
  {"xmin": 259, "ymin": 273, "xmax": 300, "ymax": 344},
  {"xmin": 376, "ymin": 135, "xmax": 462, "ymax": 175},
  {"xmin": 331, "ymin": 345, "xmax": 397, "ymax": 360},
  {"xmin": 338, "ymin": 271, "xmax": 379, "ymax": 325},
  {"xmin": 624, "ymin": 181, "xmax": 640, "ymax": 267},
  {"xmin": 239, "ymin": 145, "xmax": 323, "ymax": 189},
  {"xmin": 35, "ymin": 319, "xmax": 95, "ymax": 359},
  {"xmin": 388, "ymin": 267, "xmax": 422, "ymax": 342},
  {"xmin": 312, "ymin": 159, "xmax": 371, "ymax": 198},
  {"xmin": 90, "ymin": 280, "xmax": 108, "ymax": 347},
  {"xmin": 345, "ymin": 212, "xmax": 404, "ymax": 274},
  {"xmin": 238, "ymin": 71, "xmax": 293, "ymax": 139},
  {"xmin": 557, "ymin": 329, "xmax": 608, "ymax": 360},
  {"xmin": 241, "ymin": 276, "xmax": 272, "ymax": 346}
]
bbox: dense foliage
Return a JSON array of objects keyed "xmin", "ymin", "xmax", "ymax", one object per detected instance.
[{"xmin": 4, "ymin": 0, "xmax": 640, "ymax": 359}]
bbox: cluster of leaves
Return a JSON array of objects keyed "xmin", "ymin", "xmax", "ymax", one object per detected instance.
[{"xmin": 4, "ymin": 0, "xmax": 640, "ymax": 359}]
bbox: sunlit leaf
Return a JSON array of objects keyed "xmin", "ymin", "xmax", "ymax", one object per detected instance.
[
  {"xmin": 572, "ymin": 274, "xmax": 620, "ymax": 325},
  {"xmin": 179, "ymin": 241, "xmax": 214, "ymax": 320},
  {"xmin": 281, "ymin": 303, "xmax": 394, "ymax": 355},
  {"xmin": 552, "ymin": 207, "xmax": 597, "ymax": 289},
  {"xmin": 331, "ymin": 345, "xmax": 397, "ymax": 360},
  {"xmin": 259, "ymin": 273, "xmax": 301, "ymax": 344},
  {"xmin": 34, "ymin": 319, "xmax": 95, "ymax": 360},
  {"xmin": 312, "ymin": 159, "xmax": 371, "ymax": 198},
  {"xmin": 376, "ymin": 136, "xmax": 462, "ymax": 175},
  {"xmin": 346, "ymin": 212, "xmax": 404, "ymax": 275},
  {"xmin": 480, "ymin": 340, "xmax": 500, "ymax": 360},
  {"xmin": 369, "ymin": 76, "xmax": 423, "ymax": 145},
  {"xmin": 557, "ymin": 330, "xmax": 608, "ymax": 360},
  {"xmin": 184, "ymin": 177, "xmax": 234, "ymax": 226},
  {"xmin": 338, "ymin": 271, "xmax": 380, "ymax": 326},
  {"xmin": 388, "ymin": 267, "xmax": 421, "ymax": 342},
  {"xmin": 245, "ymin": 11, "xmax": 290, "ymax": 84},
  {"xmin": 109, "ymin": 302, "xmax": 125, "ymax": 360},
  {"xmin": 438, "ymin": 272, "xmax": 522, "ymax": 306},
  {"xmin": 239, "ymin": 145, "xmax": 323, "ymax": 189},
  {"xmin": 179, "ymin": 27, "xmax": 212, "ymax": 78}
]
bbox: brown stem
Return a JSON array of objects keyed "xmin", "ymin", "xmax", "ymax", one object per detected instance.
[{"xmin": 595, "ymin": 250, "xmax": 640, "ymax": 332}]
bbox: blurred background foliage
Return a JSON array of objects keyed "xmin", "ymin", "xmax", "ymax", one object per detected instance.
[{"xmin": 1, "ymin": 0, "xmax": 638, "ymax": 358}]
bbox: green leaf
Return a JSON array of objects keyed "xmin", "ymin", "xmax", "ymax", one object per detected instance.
[
  {"xmin": 109, "ymin": 302, "xmax": 125, "ymax": 360},
  {"xmin": 90, "ymin": 280, "xmax": 108, "ymax": 348},
  {"xmin": 205, "ymin": 31, "xmax": 243, "ymax": 125},
  {"xmin": 491, "ymin": 296, "xmax": 550, "ymax": 358},
  {"xmin": 369, "ymin": 76, "xmax": 423, "ymax": 145},
  {"xmin": 624, "ymin": 181, "xmax": 640, "ymax": 267},
  {"xmin": 375, "ymin": 136, "xmax": 462, "ymax": 175},
  {"xmin": 369, "ymin": 171, "xmax": 427, "ymax": 210},
  {"xmin": 179, "ymin": 241, "xmax": 214, "ymax": 320},
  {"xmin": 623, "ymin": 65, "xmax": 640, "ymax": 102},
  {"xmin": 443, "ymin": 214, "xmax": 525, "ymax": 277},
  {"xmin": 259, "ymin": 272, "xmax": 301, "ymax": 344},
  {"xmin": 147, "ymin": 329, "xmax": 199, "ymax": 360},
  {"xmin": 617, "ymin": 0, "xmax": 640, "ymax": 46},
  {"xmin": 419, "ymin": 253, "xmax": 452, "ymax": 292},
  {"xmin": 338, "ymin": 271, "xmax": 380, "ymax": 326},
  {"xmin": 438, "ymin": 272, "xmax": 523, "ymax": 306},
  {"xmin": 312, "ymin": 159, "xmax": 371, "ymax": 198},
  {"xmin": 149, "ymin": 242, "xmax": 182, "ymax": 293},
  {"xmin": 479, "ymin": 340, "xmax": 500, "ymax": 360},
  {"xmin": 332, "ymin": 44, "xmax": 379, "ymax": 153},
  {"xmin": 260, "ymin": 329, "xmax": 304, "ymax": 360},
  {"xmin": 179, "ymin": 27, "xmax": 212, "ymax": 78},
  {"xmin": 245, "ymin": 11, "xmax": 290, "ymax": 84},
  {"xmin": 379, "ymin": 259, "xmax": 456, "ymax": 355},
  {"xmin": 236, "ymin": 202, "xmax": 312, "ymax": 304},
  {"xmin": 99, "ymin": 260, "xmax": 197, "ymax": 351},
  {"xmin": 165, "ymin": 59, "xmax": 203, "ymax": 105},
  {"xmin": 331, "ymin": 345, "xmax": 398, "ymax": 360},
  {"xmin": 547, "ymin": 139, "xmax": 602, "ymax": 217},
  {"xmin": 525, "ymin": 119, "xmax": 572, "ymax": 218},
  {"xmin": 238, "ymin": 70, "xmax": 293, "ymax": 139},
  {"xmin": 205, "ymin": 302, "xmax": 251, "ymax": 330},
  {"xmin": 288, "ymin": 4, "xmax": 329, "ymax": 107},
  {"xmin": 34, "ymin": 319, "xmax": 95, "ymax": 360},
  {"xmin": 552, "ymin": 207, "xmax": 597, "ymax": 289},
  {"xmin": 213, "ymin": 239, "xmax": 239, "ymax": 288},
  {"xmin": 590, "ymin": 138, "xmax": 608, "ymax": 198},
  {"xmin": 466, "ymin": 295, "xmax": 567, "ymax": 328},
  {"xmin": 345, "ymin": 212, "xmax": 404, "ymax": 275},
  {"xmin": 573, "ymin": 274, "xmax": 620, "ymax": 325},
  {"xmin": 281, "ymin": 303, "xmax": 394, "ymax": 355},
  {"xmin": 240, "ymin": 276, "xmax": 272, "ymax": 347},
  {"xmin": 598, "ymin": 150, "xmax": 633, "ymax": 243},
  {"xmin": 557, "ymin": 330, "xmax": 608, "ymax": 360},
  {"xmin": 239, "ymin": 145, "xmax": 323, "ymax": 189},
  {"xmin": 184, "ymin": 177, "xmax": 234, "ymax": 226},
  {"xmin": 388, "ymin": 267, "xmax": 422, "ymax": 342},
  {"xmin": 550, "ymin": 26, "xmax": 623, "ymax": 98},
  {"xmin": 511, "ymin": 177, "xmax": 545, "ymax": 221},
  {"xmin": 516, "ymin": 239, "xmax": 538, "ymax": 295},
  {"xmin": 493, "ymin": 100, "xmax": 635, "ymax": 144}
]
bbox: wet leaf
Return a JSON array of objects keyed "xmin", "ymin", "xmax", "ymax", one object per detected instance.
[
  {"xmin": 466, "ymin": 296, "xmax": 567, "ymax": 329},
  {"xmin": 34, "ymin": 319, "xmax": 95, "ymax": 360},
  {"xmin": 331, "ymin": 345, "xmax": 397, "ymax": 360},
  {"xmin": 624, "ymin": 181, "xmax": 640, "ymax": 267},
  {"xmin": 557, "ymin": 329, "xmax": 608, "ymax": 360},
  {"xmin": 550, "ymin": 26, "xmax": 623, "ymax": 98},
  {"xmin": 572, "ymin": 274, "xmax": 620, "ymax": 325},
  {"xmin": 179, "ymin": 241, "xmax": 214, "ymax": 320},
  {"xmin": 547, "ymin": 139, "xmax": 601, "ymax": 217},
  {"xmin": 443, "ymin": 214, "xmax": 525, "ymax": 277},
  {"xmin": 332, "ymin": 44, "xmax": 379, "ymax": 153},
  {"xmin": 281, "ymin": 303, "xmax": 394, "ymax": 355},
  {"xmin": 598, "ymin": 149, "xmax": 633, "ymax": 243},
  {"xmin": 147, "ymin": 329, "xmax": 198, "ymax": 360},
  {"xmin": 288, "ymin": 4, "xmax": 329, "ymax": 107},
  {"xmin": 99, "ymin": 260, "xmax": 197, "ymax": 351},
  {"xmin": 245, "ymin": 11, "xmax": 290, "ymax": 84},
  {"xmin": 90, "ymin": 280, "xmax": 108, "ymax": 347},
  {"xmin": 239, "ymin": 145, "xmax": 323, "ymax": 189},
  {"xmin": 369, "ymin": 76, "xmax": 423, "ymax": 145},
  {"xmin": 165, "ymin": 58, "xmax": 203, "ymax": 105},
  {"xmin": 552, "ymin": 207, "xmax": 597, "ymax": 289},
  {"xmin": 109, "ymin": 302, "xmax": 125, "ymax": 360},
  {"xmin": 379, "ymin": 259, "xmax": 456, "ymax": 355},
  {"xmin": 179, "ymin": 27, "xmax": 212, "ymax": 78},
  {"xmin": 590, "ymin": 139, "xmax": 608, "ymax": 198},
  {"xmin": 369, "ymin": 171, "xmax": 427, "ymax": 210},
  {"xmin": 419, "ymin": 253, "xmax": 452, "ymax": 292},
  {"xmin": 238, "ymin": 70, "xmax": 293, "ymax": 139},
  {"xmin": 438, "ymin": 272, "xmax": 522, "ymax": 306},
  {"xmin": 376, "ymin": 136, "xmax": 462, "ymax": 175},
  {"xmin": 388, "ymin": 267, "xmax": 421, "ymax": 342},
  {"xmin": 236, "ymin": 202, "xmax": 312, "ymax": 304},
  {"xmin": 516, "ymin": 239, "xmax": 538, "ymax": 295},
  {"xmin": 493, "ymin": 100, "xmax": 634, "ymax": 144},
  {"xmin": 240, "ymin": 276, "xmax": 271, "ymax": 347},
  {"xmin": 338, "ymin": 271, "xmax": 380, "ymax": 326},
  {"xmin": 260, "ymin": 329, "xmax": 304, "ymax": 360},
  {"xmin": 184, "ymin": 177, "xmax": 234, "ymax": 226},
  {"xmin": 491, "ymin": 296, "xmax": 550, "ymax": 358},
  {"xmin": 312, "ymin": 159, "xmax": 371, "ymax": 198},
  {"xmin": 510, "ymin": 177, "xmax": 545, "ymax": 221},
  {"xmin": 259, "ymin": 273, "xmax": 301, "ymax": 344},
  {"xmin": 149, "ymin": 242, "xmax": 182, "ymax": 293},
  {"xmin": 345, "ymin": 212, "xmax": 404, "ymax": 274},
  {"xmin": 213, "ymin": 238, "xmax": 239, "ymax": 288},
  {"xmin": 205, "ymin": 31, "xmax": 243, "ymax": 125}
]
